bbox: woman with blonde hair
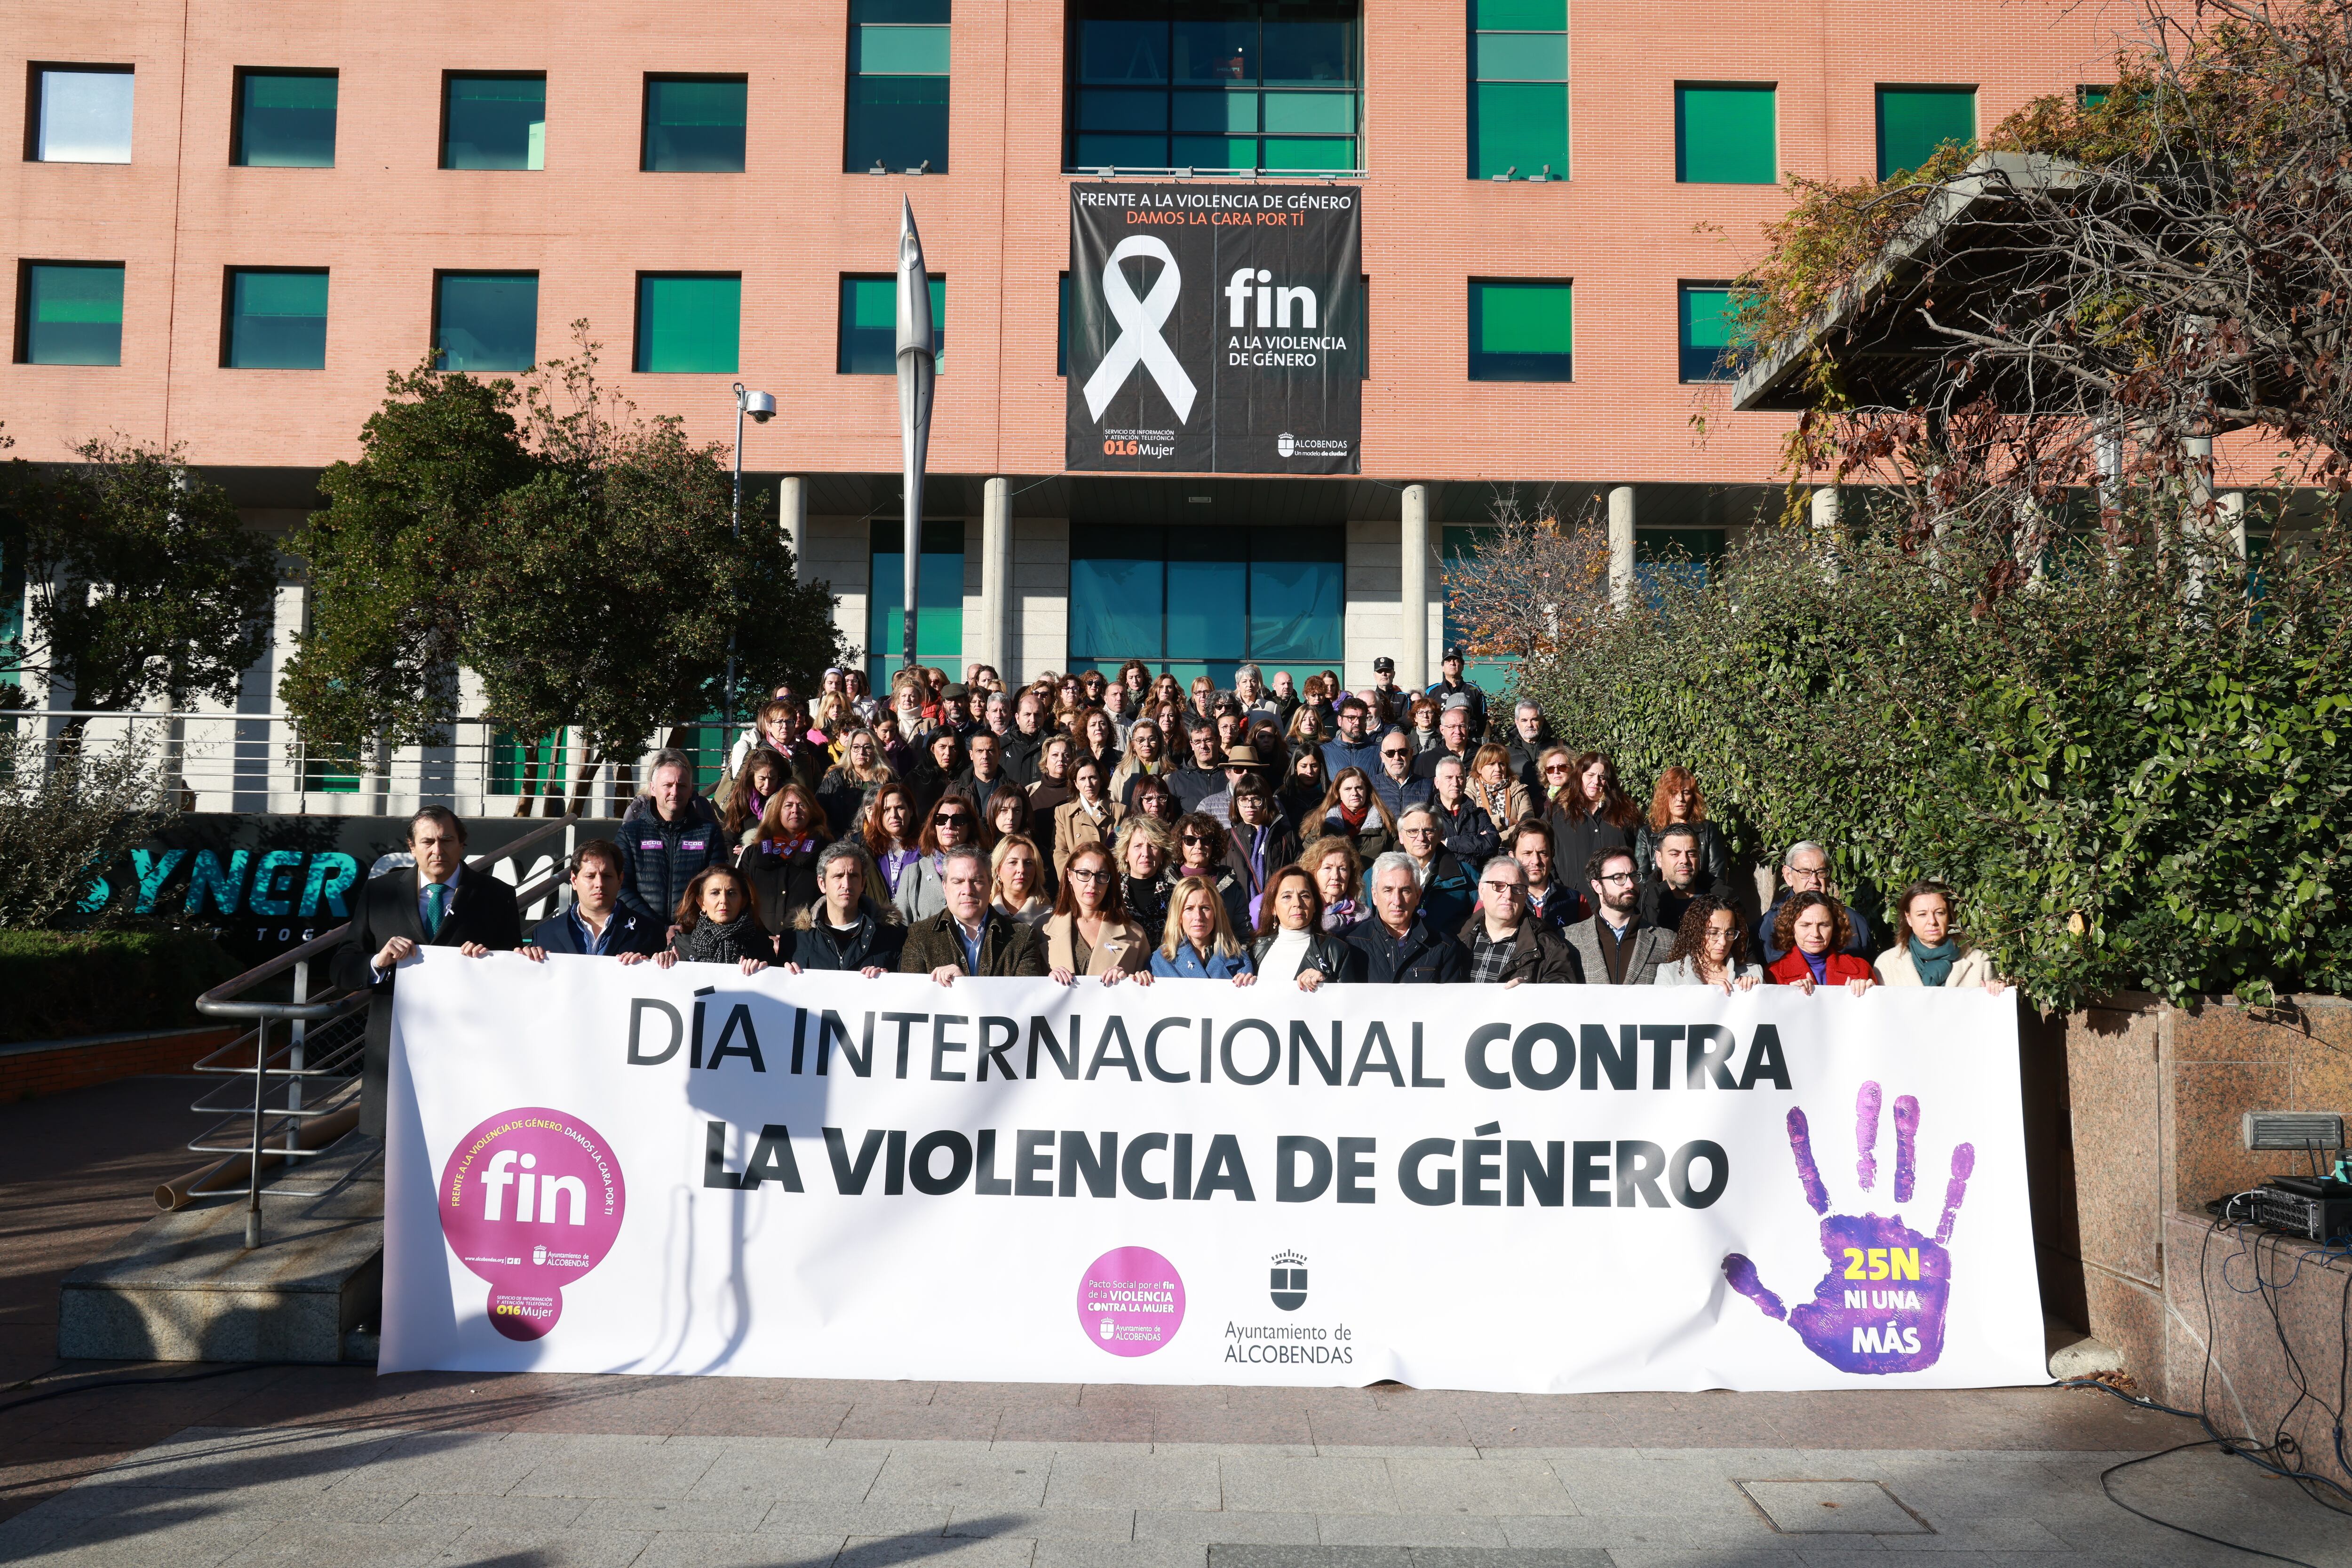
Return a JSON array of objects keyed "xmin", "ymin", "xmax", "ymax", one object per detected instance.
[
  {"xmin": 1466, "ymin": 743, "xmax": 1531, "ymax": 832},
  {"xmin": 1110, "ymin": 716, "xmax": 1171, "ymax": 806},
  {"xmin": 1043, "ymin": 842, "xmax": 1151, "ymax": 981},
  {"xmin": 1878, "ymin": 881, "xmax": 2006, "ymax": 993},
  {"xmin": 1151, "ymin": 875, "xmax": 1257, "ymax": 981},
  {"xmin": 990, "ymin": 833, "xmax": 1053, "ymax": 928},
  {"xmin": 1113, "ymin": 815, "xmax": 1176, "ymax": 943},
  {"xmin": 735, "ymin": 782, "xmax": 832, "ymax": 933},
  {"xmin": 817, "ymin": 726, "xmax": 895, "ymax": 839}
]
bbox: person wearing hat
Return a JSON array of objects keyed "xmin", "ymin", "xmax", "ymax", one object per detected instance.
[
  {"xmin": 1196, "ymin": 739, "xmax": 1272, "ymax": 828},
  {"xmin": 1367, "ymin": 655, "xmax": 1406, "ymax": 728},
  {"xmin": 1425, "ymin": 646, "xmax": 1489, "ymax": 739}
]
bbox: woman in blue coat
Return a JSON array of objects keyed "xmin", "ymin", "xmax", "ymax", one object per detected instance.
[{"xmin": 1148, "ymin": 875, "xmax": 1258, "ymax": 983}]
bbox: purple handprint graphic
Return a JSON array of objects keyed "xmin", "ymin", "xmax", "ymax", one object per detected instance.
[{"xmin": 1723, "ymin": 1082, "xmax": 1974, "ymax": 1374}]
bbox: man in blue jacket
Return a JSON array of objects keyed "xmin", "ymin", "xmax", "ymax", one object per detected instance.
[
  {"xmin": 520, "ymin": 840, "xmax": 665, "ymax": 960},
  {"xmin": 1320, "ymin": 695, "xmax": 1384, "ymax": 779},
  {"xmin": 617, "ymin": 748, "xmax": 726, "ymax": 931},
  {"xmin": 1345, "ymin": 851, "xmax": 1470, "ymax": 983}
]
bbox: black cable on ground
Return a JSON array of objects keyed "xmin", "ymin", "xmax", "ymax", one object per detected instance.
[
  {"xmin": 2095, "ymin": 1441, "xmax": 2325, "ymax": 1568},
  {"xmin": 0, "ymin": 1361, "xmax": 316, "ymax": 1420}
]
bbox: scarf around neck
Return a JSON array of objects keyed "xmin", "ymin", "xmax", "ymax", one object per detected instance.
[
  {"xmin": 1907, "ymin": 935, "xmax": 1960, "ymax": 987},
  {"xmin": 679, "ymin": 914, "xmax": 764, "ymax": 966}
]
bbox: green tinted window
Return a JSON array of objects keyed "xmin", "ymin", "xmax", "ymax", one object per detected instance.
[
  {"xmin": 436, "ymin": 272, "xmax": 539, "ymax": 372},
  {"xmin": 1678, "ymin": 285, "xmax": 1739, "ymax": 382},
  {"xmin": 1876, "ymin": 86, "xmax": 1973, "ymax": 178},
  {"xmin": 1069, "ymin": 525, "xmax": 1343, "ymax": 677},
  {"xmin": 634, "ymin": 274, "xmax": 739, "ymax": 374},
  {"xmin": 838, "ymin": 274, "xmax": 945, "ymax": 374},
  {"xmin": 225, "ymin": 268, "xmax": 328, "ymax": 369},
  {"xmin": 444, "ymin": 75, "xmax": 545, "ymax": 170},
  {"xmin": 847, "ymin": 0, "xmax": 950, "ymax": 172},
  {"xmin": 644, "ymin": 77, "xmax": 746, "ymax": 172},
  {"xmin": 1469, "ymin": 280, "xmax": 1571, "ymax": 381},
  {"xmin": 1675, "ymin": 84, "xmax": 1773, "ymax": 183},
  {"xmin": 21, "ymin": 263, "xmax": 124, "ymax": 366},
  {"xmin": 236, "ymin": 72, "xmax": 336, "ymax": 167},
  {"xmin": 1470, "ymin": 0, "xmax": 1566, "ymax": 179}
]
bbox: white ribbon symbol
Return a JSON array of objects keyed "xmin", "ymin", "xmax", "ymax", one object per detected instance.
[{"xmin": 1083, "ymin": 236, "xmax": 1197, "ymax": 423}]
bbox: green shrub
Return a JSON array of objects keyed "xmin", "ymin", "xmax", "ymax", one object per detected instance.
[
  {"xmin": 0, "ymin": 928, "xmax": 240, "ymax": 1044},
  {"xmin": 1507, "ymin": 507, "xmax": 2352, "ymax": 1011}
]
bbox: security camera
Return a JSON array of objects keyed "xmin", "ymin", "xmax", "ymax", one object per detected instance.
[{"xmin": 743, "ymin": 390, "xmax": 776, "ymax": 424}]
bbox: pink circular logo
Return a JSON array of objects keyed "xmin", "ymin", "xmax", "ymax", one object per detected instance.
[
  {"xmin": 1077, "ymin": 1246, "xmax": 1185, "ymax": 1357},
  {"xmin": 437, "ymin": 1107, "xmax": 625, "ymax": 1341}
]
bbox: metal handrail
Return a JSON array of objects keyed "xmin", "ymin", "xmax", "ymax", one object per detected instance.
[{"xmin": 191, "ymin": 816, "xmax": 582, "ymax": 1247}]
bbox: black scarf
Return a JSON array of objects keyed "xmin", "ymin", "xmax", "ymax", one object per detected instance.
[{"xmin": 677, "ymin": 914, "xmax": 766, "ymax": 966}]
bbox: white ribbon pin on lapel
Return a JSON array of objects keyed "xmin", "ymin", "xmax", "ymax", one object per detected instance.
[{"xmin": 1082, "ymin": 235, "xmax": 1197, "ymax": 423}]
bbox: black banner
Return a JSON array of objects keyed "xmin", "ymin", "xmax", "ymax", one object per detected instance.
[{"xmin": 1068, "ymin": 182, "xmax": 1362, "ymax": 475}]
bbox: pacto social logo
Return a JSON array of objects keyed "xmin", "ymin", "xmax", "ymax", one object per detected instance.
[
  {"xmin": 1077, "ymin": 1246, "xmax": 1185, "ymax": 1357},
  {"xmin": 438, "ymin": 1107, "xmax": 626, "ymax": 1342},
  {"xmin": 1723, "ymin": 1082, "xmax": 1974, "ymax": 1374}
]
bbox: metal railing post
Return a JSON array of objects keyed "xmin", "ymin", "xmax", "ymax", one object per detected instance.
[
  {"xmin": 246, "ymin": 1018, "xmax": 268, "ymax": 1250},
  {"xmin": 287, "ymin": 957, "xmax": 308, "ymax": 1154}
]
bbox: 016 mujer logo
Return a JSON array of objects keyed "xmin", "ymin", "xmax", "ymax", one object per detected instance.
[{"xmin": 438, "ymin": 1107, "xmax": 626, "ymax": 1342}]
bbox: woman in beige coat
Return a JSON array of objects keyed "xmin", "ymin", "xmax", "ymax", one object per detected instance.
[
  {"xmin": 1042, "ymin": 843, "xmax": 1151, "ymax": 981},
  {"xmin": 1876, "ymin": 880, "xmax": 2006, "ymax": 993},
  {"xmin": 1051, "ymin": 756, "xmax": 1125, "ymax": 874}
]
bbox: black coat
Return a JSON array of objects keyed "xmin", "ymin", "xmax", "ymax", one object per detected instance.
[
  {"xmin": 1426, "ymin": 796, "xmax": 1500, "ymax": 868},
  {"xmin": 1001, "ymin": 728, "xmax": 1045, "ymax": 786},
  {"xmin": 1343, "ymin": 916, "xmax": 1470, "ymax": 984},
  {"xmin": 528, "ymin": 905, "xmax": 665, "ymax": 957},
  {"xmin": 1455, "ymin": 911, "xmax": 1584, "ymax": 983},
  {"xmin": 1549, "ymin": 803, "xmax": 1637, "ymax": 890},
  {"xmin": 737, "ymin": 838, "xmax": 825, "ymax": 935},
  {"xmin": 332, "ymin": 863, "xmax": 522, "ymax": 1138},
  {"xmin": 616, "ymin": 795, "xmax": 727, "ymax": 925},
  {"xmin": 1249, "ymin": 927, "xmax": 1360, "ymax": 983},
  {"xmin": 788, "ymin": 905, "xmax": 907, "ymax": 972}
]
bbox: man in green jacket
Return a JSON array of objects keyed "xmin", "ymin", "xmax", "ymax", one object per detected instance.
[{"xmin": 898, "ymin": 846, "xmax": 1050, "ymax": 983}]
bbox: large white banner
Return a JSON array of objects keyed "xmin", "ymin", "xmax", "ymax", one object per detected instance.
[{"xmin": 381, "ymin": 953, "xmax": 2044, "ymax": 1391}]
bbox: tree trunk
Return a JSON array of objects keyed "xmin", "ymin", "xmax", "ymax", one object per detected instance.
[
  {"xmin": 514, "ymin": 738, "xmax": 540, "ymax": 815},
  {"xmin": 569, "ymin": 747, "xmax": 604, "ymax": 817}
]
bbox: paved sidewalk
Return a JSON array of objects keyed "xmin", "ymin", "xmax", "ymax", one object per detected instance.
[{"xmin": 1, "ymin": 1380, "xmax": 2345, "ymax": 1568}]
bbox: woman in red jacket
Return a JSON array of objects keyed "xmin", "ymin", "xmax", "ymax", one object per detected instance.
[{"xmin": 1765, "ymin": 891, "xmax": 1879, "ymax": 995}]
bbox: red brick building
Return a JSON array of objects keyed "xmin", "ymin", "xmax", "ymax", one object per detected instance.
[{"xmin": 6, "ymin": 0, "xmax": 2132, "ymax": 710}]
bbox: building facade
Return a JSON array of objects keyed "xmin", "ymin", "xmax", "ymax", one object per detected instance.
[{"xmin": 7, "ymin": 0, "xmax": 2130, "ymax": 718}]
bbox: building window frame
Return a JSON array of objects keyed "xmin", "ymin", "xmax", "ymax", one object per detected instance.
[
  {"xmin": 220, "ymin": 265, "xmax": 330, "ymax": 370},
  {"xmin": 1468, "ymin": 0, "xmax": 1568, "ymax": 181},
  {"xmin": 1467, "ymin": 278, "xmax": 1573, "ymax": 383},
  {"xmin": 868, "ymin": 517, "xmax": 966, "ymax": 684},
  {"xmin": 15, "ymin": 259, "xmax": 126, "ymax": 366},
  {"xmin": 1875, "ymin": 83, "xmax": 1976, "ymax": 179},
  {"xmin": 231, "ymin": 67, "xmax": 339, "ymax": 168},
  {"xmin": 633, "ymin": 271, "xmax": 742, "ymax": 374},
  {"xmin": 1068, "ymin": 523, "xmax": 1345, "ymax": 683},
  {"xmin": 1672, "ymin": 81, "xmax": 1774, "ymax": 185},
  {"xmin": 839, "ymin": 273, "xmax": 946, "ymax": 375},
  {"xmin": 25, "ymin": 62, "xmax": 135, "ymax": 164},
  {"xmin": 642, "ymin": 72, "xmax": 748, "ymax": 173},
  {"xmin": 431, "ymin": 269, "xmax": 541, "ymax": 372},
  {"xmin": 440, "ymin": 70, "xmax": 548, "ymax": 171},
  {"xmin": 1677, "ymin": 280, "xmax": 1743, "ymax": 383},
  {"xmin": 845, "ymin": 0, "xmax": 951, "ymax": 175}
]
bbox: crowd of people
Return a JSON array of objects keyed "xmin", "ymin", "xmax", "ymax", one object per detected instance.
[{"xmin": 349, "ymin": 653, "xmax": 2008, "ymax": 1003}]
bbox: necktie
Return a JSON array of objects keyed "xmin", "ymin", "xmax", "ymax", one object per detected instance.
[{"xmin": 424, "ymin": 882, "xmax": 449, "ymax": 935}]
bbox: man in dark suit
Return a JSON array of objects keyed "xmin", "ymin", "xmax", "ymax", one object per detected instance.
[
  {"xmin": 332, "ymin": 806, "xmax": 522, "ymax": 1138},
  {"xmin": 519, "ymin": 839, "xmax": 665, "ymax": 961}
]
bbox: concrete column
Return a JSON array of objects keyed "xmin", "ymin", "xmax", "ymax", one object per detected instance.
[
  {"xmin": 1607, "ymin": 486, "xmax": 1636, "ymax": 611},
  {"xmin": 2219, "ymin": 490, "xmax": 2247, "ymax": 558},
  {"xmin": 980, "ymin": 477, "xmax": 1011, "ymax": 680},
  {"xmin": 1809, "ymin": 485, "xmax": 1839, "ymax": 534},
  {"xmin": 779, "ymin": 476, "xmax": 807, "ymax": 572},
  {"xmin": 1398, "ymin": 483, "xmax": 1430, "ymax": 689}
]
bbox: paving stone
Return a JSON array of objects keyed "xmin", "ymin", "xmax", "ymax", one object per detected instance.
[
  {"xmin": 1033, "ymin": 1543, "xmax": 1208, "ymax": 1568},
  {"xmin": 508, "ymin": 1433, "xmax": 728, "ymax": 1498},
  {"xmin": 573, "ymin": 1494, "xmax": 778, "ymax": 1532},
  {"xmin": 1741, "ymin": 1480, "xmax": 1928, "ymax": 1535},
  {"xmin": 1045, "ymin": 1447, "xmax": 1224, "ymax": 1511},
  {"xmin": 945, "ymin": 1504, "xmax": 1137, "ymax": 1539},
  {"xmin": 1217, "ymin": 1454, "xmax": 1397, "ymax": 1515},
  {"xmin": 341, "ymin": 1430, "xmax": 555, "ymax": 1496},
  {"xmin": 757, "ymin": 1503, "xmax": 953, "ymax": 1538},
  {"xmin": 1533, "ymin": 1454, "xmax": 1755, "ymax": 1516},
  {"xmin": 635, "ymin": 1530, "xmax": 846, "ymax": 1568},
  {"xmin": 4, "ymin": 1512, "xmax": 282, "ymax": 1568},
  {"xmin": 213, "ymin": 1520, "xmax": 473, "ymax": 1568},
  {"xmin": 1495, "ymin": 1512, "xmax": 1786, "ymax": 1550},
  {"xmin": 689, "ymin": 1442, "xmax": 890, "ymax": 1504},
  {"xmin": 836, "ymin": 1533, "xmax": 1039, "ymax": 1566},
  {"xmin": 1313, "ymin": 1511, "xmax": 1512, "ymax": 1546},
  {"xmin": 864, "ymin": 1445, "xmax": 1054, "ymax": 1509},
  {"xmin": 379, "ymin": 1491, "xmax": 593, "ymax": 1529},
  {"xmin": 79, "ymin": 1426, "xmax": 400, "ymax": 1494},
  {"xmin": 443, "ymin": 1525, "xmax": 656, "ymax": 1567},
  {"xmin": 1208, "ymin": 1547, "xmax": 1417, "ymax": 1568},
  {"xmin": 1387, "ymin": 1456, "xmax": 1578, "ymax": 1516},
  {"xmin": 1134, "ymin": 1509, "xmax": 1321, "ymax": 1544}
]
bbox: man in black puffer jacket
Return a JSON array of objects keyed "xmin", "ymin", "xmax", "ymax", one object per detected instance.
[
  {"xmin": 617, "ymin": 748, "xmax": 727, "ymax": 928},
  {"xmin": 786, "ymin": 843, "xmax": 907, "ymax": 975},
  {"xmin": 1343, "ymin": 850, "xmax": 1470, "ymax": 983}
]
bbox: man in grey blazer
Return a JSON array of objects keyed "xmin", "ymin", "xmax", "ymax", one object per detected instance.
[{"xmin": 1565, "ymin": 847, "xmax": 1673, "ymax": 985}]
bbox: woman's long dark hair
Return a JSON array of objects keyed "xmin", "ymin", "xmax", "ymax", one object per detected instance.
[
  {"xmin": 1564, "ymin": 750, "xmax": 1641, "ymax": 830},
  {"xmin": 674, "ymin": 864, "xmax": 768, "ymax": 934},
  {"xmin": 1663, "ymin": 894, "xmax": 1747, "ymax": 968},
  {"xmin": 1051, "ymin": 843, "xmax": 1129, "ymax": 922}
]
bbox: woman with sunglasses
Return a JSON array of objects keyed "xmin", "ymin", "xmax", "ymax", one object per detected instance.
[
  {"xmin": 1168, "ymin": 810, "xmax": 1252, "ymax": 935},
  {"xmin": 1044, "ymin": 842, "xmax": 1151, "ymax": 983},
  {"xmin": 893, "ymin": 791, "xmax": 981, "ymax": 924}
]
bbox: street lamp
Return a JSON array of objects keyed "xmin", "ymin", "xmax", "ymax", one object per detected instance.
[{"xmin": 726, "ymin": 382, "xmax": 777, "ymax": 740}]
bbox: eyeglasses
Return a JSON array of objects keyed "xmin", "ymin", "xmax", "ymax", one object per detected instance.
[
  {"xmin": 1596, "ymin": 871, "xmax": 1636, "ymax": 884},
  {"xmin": 1480, "ymin": 879, "xmax": 1526, "ymax": 893},
  {"xmin": 1382, "ymin": 748, "xmax": 1411, "ymax": 760},
  {"xmin": 1543, "ymin": 762, "xmax": 1572, "ymax": 775},
  {"xmin": 1067, "ymin": 867, "xmax": 1107, "ymax": 883},
  {"xmin": 1181, "ymin": 832, "xmax": 1211, "ymax": 844},
  {"xmin": 933, "ymin": 812, "xmax": 968, "ymax": 826}
]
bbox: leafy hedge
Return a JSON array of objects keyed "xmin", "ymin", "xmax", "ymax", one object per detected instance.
[
  {"xmin": 0, "ymin": 928, "xmax": 240, "ymax": 1045},
  {"xmin": 1513, "ymin": 511, "xmax": 2352, "ymax": 1012}
]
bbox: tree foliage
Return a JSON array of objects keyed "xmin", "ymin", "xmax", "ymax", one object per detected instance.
[
  {"xmin": 0, "ymin": 441, "xmax": 278, "ymax": 719},
  {"xmin": 1506, "ymin": 493, "xmax": 2352, "ymax": 1012},
  {"xmin": 281, "ymin": 327, "xmax": 845, "ymax": 783},
  {"xmin": 0, "ymin": 728, "xmax": 177, "ymax": 929}
]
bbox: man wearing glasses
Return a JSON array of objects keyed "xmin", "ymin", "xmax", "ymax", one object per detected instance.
[
  {"xmin": 1171, "ymin": 717, "xmax": 1228, "ymax": 813},
  {"xmin": 893, "ymin": 796, "xmax": 981, "ymax": 924},
  {"xmin": 1320, "ymin": 695, "xmax": 1384, "ymax": 779},
  {"xmin": 1461, "ymin": 856, "xmax": 1581, "ymax": 985},
  {"xmin": 1756, "ymin": 840, "xmax": 1877, "ymax": 965},
  {"xmin": 1371, "ymin": 732, "xmax": 1432, "ymax": 820},
  {"xmin": 1565, "ymin": 848, "xmax": 1672, "ymax": 985}
]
